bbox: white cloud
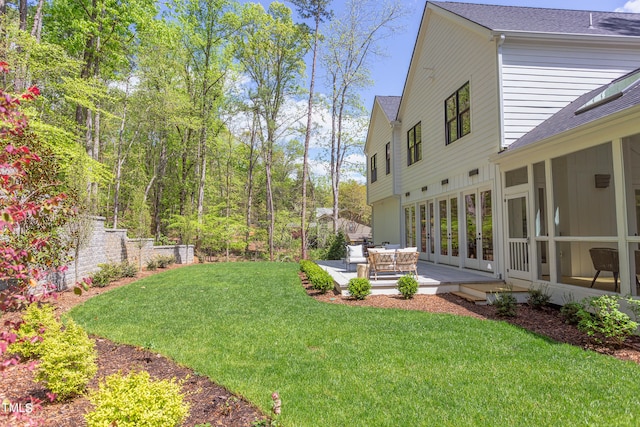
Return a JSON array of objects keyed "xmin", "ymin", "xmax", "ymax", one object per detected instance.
[{"xmin": 616, "ymin": 0, "xmax": 640, "ymax": 12}]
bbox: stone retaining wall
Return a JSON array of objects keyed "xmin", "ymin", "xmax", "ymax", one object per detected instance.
[{"xmin": 59, "ymin": 217, "xmax": 193, "ymax": 289}]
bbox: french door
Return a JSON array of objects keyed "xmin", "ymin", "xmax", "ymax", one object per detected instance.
[
  {"xmin": 419, "ymin": 202, "xmax": 436, "ymax": 261},
  {"xmin": 438, "ymin": 196, "xmax": 460, "ymax": 266},
  {"xmin": 463, "ymin": 189, "xmax": 494, "ymax": 271}
]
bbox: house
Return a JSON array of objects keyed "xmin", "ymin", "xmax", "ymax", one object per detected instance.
[
  {"xmin": 309, "ymin": 208, "xmax": 372, "ymax": 247},
  {"xmin": 365, "ymin": 1, "xmax": 640, "ymax": 302}
]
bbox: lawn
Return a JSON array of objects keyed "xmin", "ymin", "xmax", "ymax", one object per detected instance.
[{"xmin": 69, "ymin": 262, "xmax": 640, "ymax": 426}]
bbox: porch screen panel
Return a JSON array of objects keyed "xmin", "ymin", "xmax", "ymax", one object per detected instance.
[
  {"xmin": 552, "ymin": 142, "xmax": 616, "ymax": 237},
  {"xmin": 508, "ymin": 196, "xmax": 528, "ymax": 272}
]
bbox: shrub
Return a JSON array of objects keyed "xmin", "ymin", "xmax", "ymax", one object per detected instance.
[
  {"xmin": 527, "ymin": 285, "xmax": 551, "ymax": 310},
  {"xmin": 85, "ymin": 371, "xmax": 190, "ymax": 427},
  {"xmin": 146, "ymin": 258, "xmax": 158, "ymax": 271},
  {"xmin": 492, "ymin": 288, "xmax": 517, "ymax": 317},
  {"xmin": 35, "ymin": 319, "xmax": 97, "ymax": 400},
  {"xmin": 348, "ymin": 278, "xmax": 371, "ymax": 300},
  {"xmin": 300, "ymin": 260, "xmax": 334, "ymax": 294},
  {"xmin": 397, "ymin": 275, "xmax": 418, "ymax": 299},
  {"xmin": 560, "ymin": 301, "xmax": 584, "ymax": 325},
  {"xmin": 156, "ymin": 255, "xmax": 176, "ymax": 268},
  {"xmin": 119, "ymin": 261, "xmax": 138, "ymax": 278},
  {"xmin": 8, "ymin": 303, "xmax": 61, "ymax": 360},
  {"xmin": 577, "ymin": 295, "xmax": 638, "ymax": 345},
  {"xmin": 90, "ymin": 262, "xmax": 121, "ymax": 287},
  {"xmin": 325, "ymin": 231, "xmax": 347, "ymax": 260}
]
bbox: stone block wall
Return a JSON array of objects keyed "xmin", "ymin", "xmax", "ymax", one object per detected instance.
[{"xmin": 58, "ymin": 217, "xmax": 194, "ymax": 289}]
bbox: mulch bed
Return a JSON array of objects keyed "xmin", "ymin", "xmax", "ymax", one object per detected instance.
[{"xmin": 3, "ymin": 265, "xmax": 640, "ymax": 426}]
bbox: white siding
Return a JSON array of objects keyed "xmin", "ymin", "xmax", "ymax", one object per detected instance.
[
  {"xmin": 371, "ymin": 197, "xmax": 401, "ymax": 245},
  {"xmin": 366, "ymin": 103, "xmax": 395, "ymax": 204},
  {"xmin": 502, "ymin": 39, "xmax": 640, "ymax": 146},
  {"xmin": 397, "ymin": 11, "xmax": 500, "ymax": 197}
]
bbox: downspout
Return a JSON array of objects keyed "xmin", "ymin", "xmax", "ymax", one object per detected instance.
[
  {"xmin": 495, "ymin": 33, "xmax": 506, "ymax": 280},
  {"xmin": 390, "ymin": 119, "xmax": 403, "ymax": 243}
]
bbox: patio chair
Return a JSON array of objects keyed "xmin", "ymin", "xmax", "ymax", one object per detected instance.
[
  {"xmin": 368, "ymin": 250, "xmax": 396, "ymax": 280},
  {"xmin": 344, "ymin": 244, "xmax": 367, "ymax": 272},
  {"xmin": 589, "ymin": 247, "xmax": 619, "ymax": 292},
  {"xmin": 394, "ymin": 251, "xmax": 419, "ymax": 276}
]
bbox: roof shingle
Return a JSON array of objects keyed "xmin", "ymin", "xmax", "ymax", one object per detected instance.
[{"xmin": 430, "ymin": 1, "xmax": 640, "ymax": 36}]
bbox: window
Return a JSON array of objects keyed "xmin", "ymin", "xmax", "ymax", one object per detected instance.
[
  {"xmin": 407, "ymin": 122, "xmax": 422, "ymax": 166},
  {"xmin": 385, "ymin": 142, "xmax": 391, "ymax": 175},
  {"xmin": 370, "ymin": 154, "xmax": 377, "ymax": 183},
  {"xmin": 445, "ymin": 82, "xmax": 470, "ymax": 144}
]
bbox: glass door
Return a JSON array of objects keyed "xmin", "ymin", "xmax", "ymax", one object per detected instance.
[
  {"xmin": 506, "ymin": 193, "xmax": 531, "ymax": 279},
  {"xmin": 438, "ymin": 196, "xmax": 460, "ymax": 266},
  {"xmin": 419, "ymin": 202, "xmax": 436, "ymax": 261},
  {"xmin": 464, "ymin": 189, "xmax": 494, "ymax": 271}
]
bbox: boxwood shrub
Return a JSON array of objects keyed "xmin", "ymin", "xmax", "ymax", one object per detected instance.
[
  {"xmin": 397, "ymin": 275, "xmax": 418, "ymax": 299},
  {"xmin": 348, "ymin": 278, "xmax": 371, "ymax": 300},
  {"xmin": 300, "ymin": 260, "xmax": 335, "ymax": 294}
]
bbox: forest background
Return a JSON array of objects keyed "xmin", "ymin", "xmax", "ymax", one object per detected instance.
[{"xmin": 0, "ymin": 0, "xmax": 405, "ymax": 261}]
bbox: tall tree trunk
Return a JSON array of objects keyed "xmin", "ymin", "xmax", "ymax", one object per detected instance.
[
  {"xmin": 30, "ymin": 0, "xmax": 45, "ymax": 42},
  {"xmin": 112, "ymin": 80, "xmax": 130, "ymax": 228},
  {"xmin": 300, "ymin": 15, "xmax": 321, "ymax": 260},
  {"xmin": 18, "ymin": 0, "xmax": 26, "ymax": 31},
  {"xmin": 153, "ymin": 136, "xmax": 167, "ymax": 240},
  {"xmin": 244, "ymin": 113, "xmax": 258, "ymax": 256},
  {"xmin": 265, "ymin": 147, "xmax": 275, "ymax": 261}
]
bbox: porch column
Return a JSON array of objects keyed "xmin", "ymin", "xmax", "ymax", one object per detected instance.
[
  {"xmin": 612, "ymin": 138, "xmax": 631, "ymax": 295},
  {"xmin": 544, "ymin": 158, "xmax": 557, "ymax": 284}
]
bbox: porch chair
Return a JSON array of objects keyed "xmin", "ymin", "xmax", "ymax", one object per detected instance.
[
  {"xmin": 344, "ymin": 244, "xmax": 367, "ymax": 272},
  {"xmin": 589, "ymin": 247, "xmax": 619, "ymax": 292}
]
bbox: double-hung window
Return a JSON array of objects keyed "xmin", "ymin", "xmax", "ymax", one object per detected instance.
[
  {"xmin": 385, "ymin": 142, "xmax": 391, "ymax": 175},
  {"xmin": 445, "ymin": 82, "xmax": 470, "ymax": 144},
  {"xmin": 407, "ymin": 122, "xmax": 422, "ymax": 166},
  {"xmin": 370, "ymin": 154, "xmax": 378, "ymax": 183}
]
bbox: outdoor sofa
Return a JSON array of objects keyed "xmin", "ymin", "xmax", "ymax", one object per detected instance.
[{"xmin": 367, "ymin": 247, "xmax": 419, "ymax": 280}]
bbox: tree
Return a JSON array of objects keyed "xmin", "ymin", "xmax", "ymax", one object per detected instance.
[
  {"xmin": 288, "ymin": 0, "xmax": 332, "ymax": 260},
  {"xmin": 230, "ymin": 2, "xmax": 310, "ymax": 260},
  {"xmin": 44, "ymin": 0, "xmax": 157, "ymax": 209},
  {"xmin": 322, "ymin": 0, "xmax": 404, "ymax": 232},
  {"xmin": 0, "ymin": 68, "xmax": 75, "ymax": 310}
]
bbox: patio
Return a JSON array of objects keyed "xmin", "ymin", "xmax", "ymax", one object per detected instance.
[{"xmin": 316, "ymin": 259, "xmax": 505, "ymax": 297}]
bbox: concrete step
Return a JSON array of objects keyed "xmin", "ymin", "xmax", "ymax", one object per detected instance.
[{"xmin": 455, "ymin": 283, "xmax": 529, "ymax": 305}]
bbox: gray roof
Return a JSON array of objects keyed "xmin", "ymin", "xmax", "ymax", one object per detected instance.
[
  {"xmin": 508, "ymin": 69, "xmax": 640, "ymax": 151},
  {"xmin": 430, "ymin": 2, "xmax": 640, "ymax": 36},
  {"xmin": 375, "ymin": 96, "xmax": 401, "ymax": 121}
]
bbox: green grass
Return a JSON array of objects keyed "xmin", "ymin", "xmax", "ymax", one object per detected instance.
[{"xmin": 69, "ymin": 263, "xmax": 640, "ymax": 426}]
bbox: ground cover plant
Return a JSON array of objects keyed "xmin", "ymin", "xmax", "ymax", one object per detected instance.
[{"xmin": 69, "ymin": 263, "xmax": 640, "ymax": 427}]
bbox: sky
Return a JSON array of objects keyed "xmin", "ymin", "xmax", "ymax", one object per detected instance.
[{"xmin": 249, "ymin": 0, "xmax": 640, "ymax": 111}]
